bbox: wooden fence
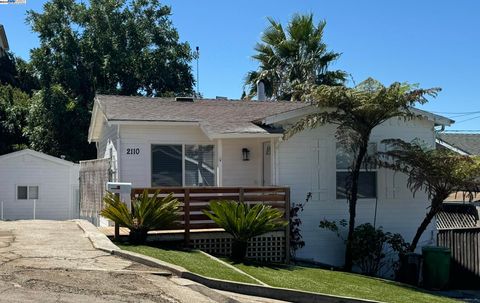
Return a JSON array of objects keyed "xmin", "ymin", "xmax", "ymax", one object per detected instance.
[
  {"xmin": 131, "ymin": 186, "xmax": 290, "ymax": 250},
  {"xmin": 437, "ymin": 228, "xmax": 480, "ymax": 288}
]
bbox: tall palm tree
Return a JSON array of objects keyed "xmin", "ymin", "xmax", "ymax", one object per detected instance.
[{"xmin": 244, "ymin": 14, "xmax": 347, "ymax": 101}]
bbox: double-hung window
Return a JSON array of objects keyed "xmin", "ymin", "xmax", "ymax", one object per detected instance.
[
  {"xmin": 152, "ymin": 144, "xmax": 215, "ymax": 187},
  {"xmin": 17, "ymin": 186, "xmax": 39, "ymax": 200},
  {"xmin": 336, "ymin": 143, "xmax": 377, "ymax": 199}
]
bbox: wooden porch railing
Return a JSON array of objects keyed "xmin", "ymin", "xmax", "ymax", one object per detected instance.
[{"xmin": 130, "ymin": 186, "xmax": 290, "ymax": 257}]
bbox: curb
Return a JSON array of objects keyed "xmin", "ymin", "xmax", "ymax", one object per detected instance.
[
  {"xmin": 73, "ymin": 219, "xmax": 119, "ymax": 253},
  {"xmin": 76, "ymin": 220, "xmax": 382, "ymax": 303},
  {"xmin": 114, "ymin": 249, "xmax": 382, "ymax": 303}
]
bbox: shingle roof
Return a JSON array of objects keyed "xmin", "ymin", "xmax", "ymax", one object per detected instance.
[
  {"xmin": 436, "ymin": 203, "xmax": 480, "ymax": 229},
  {"xmin": 437, "ymin": 133, "xmax": 480, "ymax": 155},
  {"xmin": 95, "ymin": 95, "xmax": 310, "ymax": 138}
]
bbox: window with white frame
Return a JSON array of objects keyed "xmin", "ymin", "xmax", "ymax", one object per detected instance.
[
  {"xmin": 336, "ymin": 143, "xmax": 377, "ymax": 199},
  {"xmin": 151, "ymin": 144, "xmax": 215, "ymax": 187},
  {"xmin": 17, "ymin": 186, "xmax": 39, "ymax": 200}
]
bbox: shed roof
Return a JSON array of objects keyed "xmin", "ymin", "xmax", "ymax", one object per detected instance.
[
  {"xmin": 0, "ymin": 149, "xmax": 78, "ymax": 167},
  {"xmin": 437, "ymin": 132, "xmax": 480, "ymax": 155}
]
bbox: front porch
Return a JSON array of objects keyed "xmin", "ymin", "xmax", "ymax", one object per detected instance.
[{"xmin": 101, "ymin": 186, "xmax": 290, "ymax": 263}]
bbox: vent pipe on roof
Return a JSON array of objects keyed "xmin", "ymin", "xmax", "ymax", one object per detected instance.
[{"xmin": 257, "ymin": 80, "xmax": 266, "ymax": 101}]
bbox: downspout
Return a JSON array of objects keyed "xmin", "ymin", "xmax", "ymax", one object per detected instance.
[{"xmin": 117, "ymin": 125, "xmax": 122, "ymax": 182}]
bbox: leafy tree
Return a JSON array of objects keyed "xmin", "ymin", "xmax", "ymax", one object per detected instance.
[
  {"xmin": 379, "ymin": 139, "xmax": 480, "ymax": 252},
  {"xmin": 0, "ymin": 85, "xmax": 30, "ymax": 154},
  {"xmin": 101, "ymin": 190, "xmax": 180, "ymax": 244},
  {"xmin": 203, "ymin": 200, "xmax": 287, "ymax": 260},
  {"xmin": 244, "ymin": 14, "xmax": 346, "ymax": 101},
  {"xmin": 26, "ymin": 0, "xmax": 195, "ymax": 160},
  {"xmin": 285, "ymin": 78, "xmax": 440, "ymax": 271},
  {"xmin": 0, "ymin": 52, "xmax": 39, "ymax": 94},
  {"xmin": 24, "ymin": 85, "xmax": 83, "ymax": 161}
]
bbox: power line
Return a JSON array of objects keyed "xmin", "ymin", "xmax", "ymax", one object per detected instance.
[{"xmin": 454, "ymin": 115, "xmax": 480, "ymax": 124}]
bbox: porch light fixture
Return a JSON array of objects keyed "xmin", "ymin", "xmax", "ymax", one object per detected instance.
[{"xmin": 242, "ymin": 148, "xmax": 250, "ymax": 161}]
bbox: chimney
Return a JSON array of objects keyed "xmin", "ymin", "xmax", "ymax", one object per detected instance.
[{"xmin": 257, "ymin": 80, "xmax": 266, "ymax": 101}]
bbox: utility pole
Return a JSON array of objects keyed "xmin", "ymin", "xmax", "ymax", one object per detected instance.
[{"xmin": 195, "ymin": 46, "xmax": 200, "ymax": 97}]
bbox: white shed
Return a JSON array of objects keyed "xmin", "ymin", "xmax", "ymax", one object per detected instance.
[{"xmin": 0, "ymin": 149, "xmax": 80, "ymax": 220}]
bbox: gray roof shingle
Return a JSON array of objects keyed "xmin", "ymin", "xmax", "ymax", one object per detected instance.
[
  {"xmin": 96, "ymin": 95, "xmax": 310, "ymax": 136},
  {"xmin": 437, "ymin": 133, "xmax": 480, "ymax": 155}
]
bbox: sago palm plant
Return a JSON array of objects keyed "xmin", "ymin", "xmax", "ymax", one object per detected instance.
[
  {"xmin": 100, "ymin": 190, "xmax": 179, "ymax": 244},
  {"xmin": 203, "ymin": 200, "xmax": 288, "ymax": 260}
]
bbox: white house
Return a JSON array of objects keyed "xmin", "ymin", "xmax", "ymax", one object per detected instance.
[
  {"xmin": 88, "ymin": 94, "xmax": 452, "ymax": 266},
  {"xmin": 0, "ymin": 149, "xmax": 80, "ymax": 221}
]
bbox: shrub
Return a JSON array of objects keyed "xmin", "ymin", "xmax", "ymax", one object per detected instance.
[
  {"xmin": 320, "ymin": 220, "xmax": 408, "ymax": 276},
  {"xmin": 100, "ymin": 190, "xmax": 179, "ymax": 244},
  {"xmin": 290, "ymin": 192, "xmax": 312, "ymax": 260},
  {"xmin": 203, "ymin": 200, "xmax": 288, "ymax": 260}
]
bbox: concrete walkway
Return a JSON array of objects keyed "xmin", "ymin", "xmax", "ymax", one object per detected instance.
[{"xmin": 0, "ymin": 220, "xmax": 281, "ymax": 303}]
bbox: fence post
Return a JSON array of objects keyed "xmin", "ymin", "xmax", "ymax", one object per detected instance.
[
  {"xmin": 1, "ymin": 201, "xmax": 3, "ymax": 220},
  {"xmin": 284, "ymin": 187, "xmax": 291, "ymax": 264},
  {"xmin": 184, "ymin": 188, "xmax": 191, "ymax": 247},
  {"xmin": 33, "ymin": 199, "xmax": 36, "ymax": 220},
  {"xmin": 239, "ymin": 188, "xmax": 244, "ymax": 203}
]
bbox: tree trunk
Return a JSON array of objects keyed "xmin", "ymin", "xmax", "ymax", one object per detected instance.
[
  {"xmin": 409, "ymin": 202, "xmax": 440, "ymax": 252},
  {"xmin": 344, "ymin": 142, "xmax": 369, "ymax": 272}
]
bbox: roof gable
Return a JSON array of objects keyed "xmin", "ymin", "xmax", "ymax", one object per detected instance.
[{"xmin": 0, "ymin": 149, "xmax": 78, "ymax": 167}]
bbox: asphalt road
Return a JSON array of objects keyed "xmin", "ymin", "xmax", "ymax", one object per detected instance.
[{"xmin": 0, "ymin": 220, "xmax": 284, "ymax": 303}]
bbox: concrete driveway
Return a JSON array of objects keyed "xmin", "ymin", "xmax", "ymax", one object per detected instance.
[{"xmin": 0, "ymin": 220, "xmax": 282, "ymax": 303}]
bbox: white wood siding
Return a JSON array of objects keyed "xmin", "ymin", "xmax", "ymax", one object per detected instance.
[
  {"xmin": 119, "ymin": 125, "xmax": 214, "ymax": 187},
  {"xmin": 221, "ymin": 139, "xmax": 263, "ymax": 186},
  {"xmin": 0, "ymin": 154, "xmax": 79, "ymax": 220},
  {"xmin": 277, "ymin": 117, "xmax": 436, "ymax": 266}
]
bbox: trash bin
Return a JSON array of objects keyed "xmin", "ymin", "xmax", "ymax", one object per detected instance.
[
  {"xmin": 422, "ymin": 246, "xmax": 451, "ymax": 290},
  {"xmin": 397, "ymin": 253, "xmax": 422, "ymax": 286}
]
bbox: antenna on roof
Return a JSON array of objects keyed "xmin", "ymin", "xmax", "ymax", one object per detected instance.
[{"xmin": 195, "ymin": 46, "xmax": 200, "ymax": 98}]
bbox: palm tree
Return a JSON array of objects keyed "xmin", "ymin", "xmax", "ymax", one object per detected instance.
[
  {"xmin": 244, "ymin": 14, "xmax": 347, "ymax": 101},
  {"xmin": 285, "ymin": 78, "xmax": 440, "ymax": 271},
  {"xmin": 379, "ymin": 139, "xmax": 480, "ymax": 251},
  {"xmin": 203, "ymin": 200, "xmax": 287, "ymax": 260}
]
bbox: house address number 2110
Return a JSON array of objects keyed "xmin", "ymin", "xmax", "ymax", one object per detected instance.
[{"xmin": 126, "ymin": 148, "xmax": 140, "ymax": 155}]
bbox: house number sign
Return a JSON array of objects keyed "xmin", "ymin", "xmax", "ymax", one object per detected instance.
[{"xmin": 126, "ymin": 147, "xmax": 140, "ymax": 155}]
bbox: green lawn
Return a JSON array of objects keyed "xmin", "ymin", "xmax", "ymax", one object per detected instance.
[
  {"xmin": 118, "ymin": 244, "xmax": 259, "ymax": 284},
  {"xmin": 225, "ymin": 260, "xmax": 458, "ymax": 303},
  {"xmin": 119, "ymin": 244, "xmax": 457, "ymax": 303}
]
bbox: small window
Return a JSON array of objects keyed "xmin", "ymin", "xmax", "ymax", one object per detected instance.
[
  {"xmin": 17, "ymin": 186, "xmax": 28, "ymax": 200},
  {"xmin": 336, "ymin": 143, "xmax": 377, "ymax": 199},
  {"xmin": 29, "ymin": 186, "xmax": 39, "ymax": 199},
  {"xmin": 17, "ymin": 186, "xmax": 39, "ymax": 200}
]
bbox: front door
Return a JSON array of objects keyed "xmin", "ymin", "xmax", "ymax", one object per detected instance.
[{"xmin": 262, "ymin": 142, "xmax": 271, "ymax": 186}]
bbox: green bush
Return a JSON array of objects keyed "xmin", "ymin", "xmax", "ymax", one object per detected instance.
[
  {"xmin": 320, "ymin": 220, "xmax": 408, "ymax": 276},
  {"xmin": 203, "ymin": 200, "xmax": 288, "ymax": 260},
  {"xmin": 100, "ymin": 190, "xmax": 179, "ymax": 244}
]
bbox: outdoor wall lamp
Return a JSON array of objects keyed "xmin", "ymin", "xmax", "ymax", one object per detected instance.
[{"xmin": 242, "ymin": 148, "xmax": 250, "ymax": 161}]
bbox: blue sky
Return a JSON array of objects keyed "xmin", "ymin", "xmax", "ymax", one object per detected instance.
[{"xmin": 1, "ymin": 0, "xmax": 479, "ymax": 130}]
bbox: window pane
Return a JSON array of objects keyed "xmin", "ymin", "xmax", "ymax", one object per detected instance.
[
  {"xmin": 336, "ymin": 143, "xmax": 377, "ymax": 169},
  {"xmin": 152, "ymin": 145, "xmax": 182, "ymax": 186},
  {"xmin": 185, "ymin": 145, "xmax": 215, "ymax": 186},
  {"xmin": 29, "ymin": 186, "xmax": 39, "ymax": 199},
  {"xmin": 17, "ymin": 186, "xmax": 27, "ymax": 200},
  {"xmin": 336, "ymin": 172, "xmax": 377, "ymax": 199}
]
